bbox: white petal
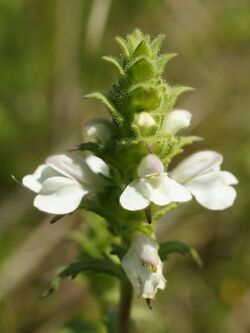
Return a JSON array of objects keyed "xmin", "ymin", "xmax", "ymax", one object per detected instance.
[
  {"xmin": 141, "ymin": 261, "xmax": 166, "ymax": 299},
  {"xmin": 22, "ymin": 164, "xmax": 60, "ymax": 193},
  {"xmin": 85, "ymin": 155, "xmax": 110, "ymax": 178},
  {"xmin": 186, "ymin": 173, "xmax": 237, "ymax": 210},
  {"xmin": 120, "ymin": 179, "xmax": 150, "ymax": 211},
  {"xmin": 171, "ymin": 150, "xmax": 223, "ymax": 184},
  {"xmin": 122, "ymin": 249, "xmax": 144, "ymax": 296},
  {"xmin": 147, "ymin": 174, "xmax": 192, "ymax": 206},
  {"xmin": 122, "ymin": 248, "xmax": 166, "ymax": 299},
  {"xmin": 132, "ymin": 235, "xmax": 160, "ymax": 266},
  {"xmin": 221, "ymin": 171, "xmax": 239, "ymax": 185},
  {"xmin": 46, "ymin": 154, "xmax": 91, "ymax": 183},
  {"xmin": 137, "ymin": 154, "xmax": 164, "ymax": 178},
  {"xmin": 34, "ymin": 176, "xmax": 87, "ymax": 214},
  {"xmin": 161, "ymin": 109, "xmax": 192, "ymax": 134}
]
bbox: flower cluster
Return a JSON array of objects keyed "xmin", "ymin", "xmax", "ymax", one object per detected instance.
[{"xmin": 22, "ymin": 30, "xmax": 238, "ymax": 303}]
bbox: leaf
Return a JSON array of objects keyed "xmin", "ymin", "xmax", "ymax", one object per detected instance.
[
  {"xmin": 84, "ymin": 92, "xmax": 115, "ymax": 112},
  {"xmin": 115, "ymin": 36, "xmax": 130, "ymax": 58},
  {"xmin": 132, "ymin": 28, "xmax": 143, "ymax": 40},
  {"xmin": 128, "ymin": 84, "xmax": 161, "ymax": 112},
  {"xmin": 151, "ymin": 34, "xmax": 165, "ymax": 57},
  {"xmin": 44, "ymin": 255, "xmax": 124, "ymax": 297},
  {"xmin": 155, "ymin": 53, "xmax": 177, "ymax": 74},
  {"xmin": 166, "ymin": 85, "xmax": 194, "ymax": 110},
  {"xmin": 162, "ymin": 135, "xmax": 203, "ymax": 165},
  {"xmin": 127, "ymin": 29, "xmax": 143, "ymax": 52},
  {"xmin": 177, "ymin": 135, "xmax": 203, "ymax": 148},
  {"xmin": 159, "ymin": 240, "xmax": 202, "ymax": 267},
  {"xmin": 126, "ymin": 57, "xmax": 155, "ymax": 84},
  {"xmin": 84, "ymin": 92, "xmax": 123, "ymax": 126},
  {"xmin": 102, "ymin": 56, "xmax": 125, "ymax": 75},
  {"xmin": 133, "ymin": 40, "xmax": 151, "ymax": 57}
]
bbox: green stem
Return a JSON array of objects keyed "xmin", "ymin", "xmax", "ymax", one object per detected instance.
[{"xmin": 118, "ymin": 279, "xmax": 133, "ymax": 333}]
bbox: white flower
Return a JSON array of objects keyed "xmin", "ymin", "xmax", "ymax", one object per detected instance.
[
  {"xmin": 122, "ymin": 234, "xmax": 166, "ymax": 299},
  {"xmin": 170, "ymin": 151, "xmax": 238, "ymax": 210},
  {"xmin": 22, "ymin": 154, "xmax": 109, "ymax": 215},
  {"xmin": 161, "ymin": 109, "xmax": 192, "ymax": 134},
  {"xmin": 119, "ymin": 154, "xmax": 191, "ymax": 211}
]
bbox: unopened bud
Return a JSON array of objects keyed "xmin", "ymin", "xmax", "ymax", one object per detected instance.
[
  {"xmin": 85, "ymin": 118, "xmax": 114, "ymax": 143},
  {"xmin": 161, "ymin": 109, "xmax": 192, "ymax": 135},
  {"xmin": 137, "ymin": 112, "xmax": 156, "ymax": 132}
]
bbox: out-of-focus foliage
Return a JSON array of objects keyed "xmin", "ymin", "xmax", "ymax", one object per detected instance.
[{"xmin": 0, "ymin": 0, "xmax": 250, "ymax": 332}]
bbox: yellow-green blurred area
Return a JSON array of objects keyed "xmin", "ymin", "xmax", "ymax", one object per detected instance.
[{"xmin": 0, "ymin": 0, "xmax": 250, "ymax": 332}]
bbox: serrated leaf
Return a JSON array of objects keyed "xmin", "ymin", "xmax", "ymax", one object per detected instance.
[
  {"xmin": 159, "ymin": 240, "xmax": 202, "ymax": 267},
  {"xmin": 128, "ymin": 85, "xmax": 161, "ymax": 112},
  {"xmin": 151, "ymin": 34, "xmax": 165, "ymax": 57},
  {"xmin": 102, "ymin": 56, "xmax": 125, "ymax": 75},
  {"xmin": 44, "ymin": 255, "xmax": 124, "ymax": 297},
  {"xmin": 126, "ymin": 57, "xmax": 155, "ymax": 84},
  {"xmin": 155, "ymin": 53, "xmax": 177, "ymax": 74},
  {"xmin": 84, "ymin": 92, "xmax": 123, "ymax": 126}
]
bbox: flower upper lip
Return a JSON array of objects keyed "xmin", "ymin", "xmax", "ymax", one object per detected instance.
[
  {"xmin": 170, "ymin": 150, "xmax": 238, "ymax": 210},
  {"xmin": 119, "ymin": 154, "xmax": 192, "ymax": 211},
  {"xmin": 22, "ymin": 153, "xmax": 110, "ymax": 215}
]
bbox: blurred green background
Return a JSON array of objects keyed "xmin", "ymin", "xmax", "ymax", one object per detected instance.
[{"xmin": 0, "ymin": 0, "xmax": 250, "ymax": 332}]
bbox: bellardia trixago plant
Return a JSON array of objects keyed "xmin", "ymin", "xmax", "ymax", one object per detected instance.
[{"xmin": 22, "ymin": 30, "xmax": 238, "ymax": 333}]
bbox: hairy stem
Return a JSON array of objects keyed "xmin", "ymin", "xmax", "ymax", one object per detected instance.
[{"xmin": 118, "ymin": 279, "xmax": 133, "ymax": 333}]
